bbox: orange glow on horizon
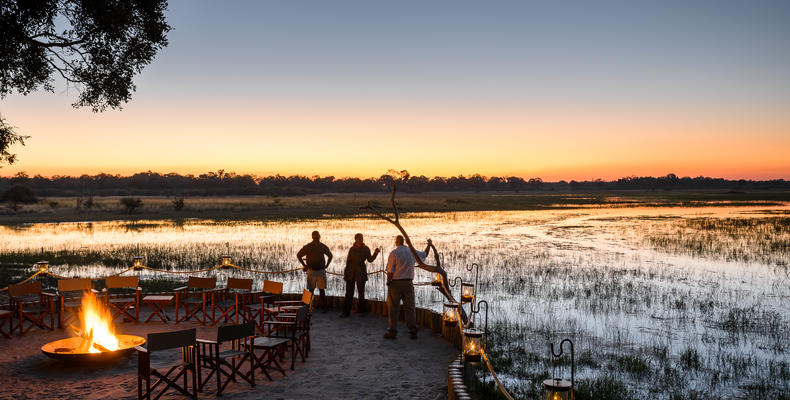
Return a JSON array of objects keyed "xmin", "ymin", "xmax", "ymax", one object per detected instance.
[{"xmin": 2, "ymin": 96, "xmax": 788, "ymax": 181}]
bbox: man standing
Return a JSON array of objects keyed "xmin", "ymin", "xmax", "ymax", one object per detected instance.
[
  {"xmin": 340, "ymin": 233, "xmax": 380, "ymax": 318},
  {"xmin": 384, "ymin": 235, "xmax": 431, "ymax": 340},
  {"xmin": 297, "ymin": 230, "xmax": 333, "ymax": 312}
]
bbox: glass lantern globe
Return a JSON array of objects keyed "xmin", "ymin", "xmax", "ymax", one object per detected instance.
[
  {"xmin": 220, "ymin": 255, "xmax": 232, "ymax": 268},
  {"xmin": 463, "ymin": 328, "xmax": 483, "ymax": 363},
  {"xmin": 35, "ymin": 260, "xmax": 49, "ymax": 273},
  {"xmin": 460, "ymin": 282, "xmax": 475, "ymax": 303},
  {"xmin": 443, "ymin": 302, "xmax": 460, "ymax": 327},
  {"xmin": 132, "ymin": 256, "xmax": 144, "ymax": 270},
  {"xmin": 542, "ymin": 378, "xmax": 573, "ymax": 400},
  {"xmin": 432, "ymin": 273, "xmax": 443, "ymax": 286}
]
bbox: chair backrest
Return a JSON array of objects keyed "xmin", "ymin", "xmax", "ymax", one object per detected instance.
[
  {"xmin": 187, "ymin": 276, "xmax": 216, "ymax": 289},
  {"xmin": 58, "ymin": 278, "xmax": 92, "ymax": 293},
  {"xmin": 300, "ymin": 289, "xmax": 313, "ymax": 306},
  {"xmin": 217, "ymin": 321, "xmax": 255, "ymax": 343},
  {"xmin": 8, "ymin": 280, "xmax": 41, "ymax": 298},
  {"xmin": 106, "ymin": 275, "xmax": 138, "ymax": 289},
  {"xmin": 226, "ymin": 278, "xmax": 252, "ymax": 291},
  {"xmin": 147, "ymin": 328, "xmax": 196, "ymax": 352},
  {"xmin": 262, "ymin": 280, "xmax": 283, "ymax": 295}
]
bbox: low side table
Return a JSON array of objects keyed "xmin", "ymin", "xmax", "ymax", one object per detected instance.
[{"xmin": 143, "ymin": 295, "xmax": 174, "ymax": 323}]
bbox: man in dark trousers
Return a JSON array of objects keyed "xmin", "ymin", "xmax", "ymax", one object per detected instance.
[
  {"xmin": 384, "ymin": 235, "xmax": 432, "ymax": 340},
  {"xmin": 297, "ymin": 230, "xmax": 333, "ymax": 312},
  {"xmin": 340, "ymin": 233, "xmax": 380, "ymax": 317}
]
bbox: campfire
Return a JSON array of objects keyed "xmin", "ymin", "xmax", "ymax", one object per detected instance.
[{"xmin": 41, "ymin": 291, "xmax": 144, "ymax": 363}]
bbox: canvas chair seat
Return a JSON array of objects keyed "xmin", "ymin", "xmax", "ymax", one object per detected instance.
[
  {"xmin": 217, "ymin": 348, "xmax": 247, "ymax": 360},
  {"xmin": 13, "ymin": 294, "xmax": 40, "ymax": 303},
  {"xmin": 62, "ymin": 298, "xmax": 84, "ymax": 308},
  {"xmin": 21, "ymin": 304, "xmax": 51, "ymax": 314},
  {"xmin": 109, "ymin": 296, "xmax": 137, "ymax": 304},
  {"xmin": 252, "ymin": 336, "xmax": 289, "ymax": 348},
  {"xmin": 213, "ymin": 299, "xmax": 237, "ymax": 308},
  {"xmin": 149, "ymin": 349, "xmax": 191, "ymax": 371}
]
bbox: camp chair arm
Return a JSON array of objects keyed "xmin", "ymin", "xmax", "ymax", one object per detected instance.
[
  {"xmin": 196, "ymin": 338, "xmax": 217, "ymax": 345},
  {"xmin": 273, "ymin": 300, "xmax": 302, "ymax": 306},
  {"xmin": 173, "ymin": 286, "xmax": 189, "ymax": 292},
  {"xmin": 135, "ymin": 346, "xmax": 148, "ymax": 353}
]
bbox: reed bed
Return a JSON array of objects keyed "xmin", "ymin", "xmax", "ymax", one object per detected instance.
[{"xmin": 1, "ymin": 205, "xmax": 788, "ymax": 399}]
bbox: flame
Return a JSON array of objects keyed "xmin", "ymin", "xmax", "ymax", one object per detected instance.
[{"xmin": 77, "ymin": 291, "xmax": 119, "ymax": 353}]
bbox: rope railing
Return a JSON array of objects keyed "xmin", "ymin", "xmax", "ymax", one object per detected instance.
[{"xmin": 0, "ymin": 263, "xmax": 389, "ymax": 292}]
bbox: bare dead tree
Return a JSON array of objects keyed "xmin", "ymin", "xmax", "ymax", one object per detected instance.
[{"xmin": 361, "ymin": 184, "xmax": 468, "ymax": 322}]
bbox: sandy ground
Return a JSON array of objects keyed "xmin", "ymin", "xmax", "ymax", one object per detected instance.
[{"xmin": 0, "ymin": 307, "xmax": 455, "ymax": 400}]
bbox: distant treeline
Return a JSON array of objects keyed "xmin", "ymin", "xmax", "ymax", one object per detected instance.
[{"xmin": 0, "ymin": 171, "xmax": 787, "ymax": 197}]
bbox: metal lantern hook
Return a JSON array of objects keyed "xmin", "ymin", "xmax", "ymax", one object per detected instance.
[{"xmin": 550, "ymin": 338, "xmax": 575, "ymax": 387}]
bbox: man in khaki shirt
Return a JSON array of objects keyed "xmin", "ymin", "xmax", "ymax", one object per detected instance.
[{"xmin": 297, "ymin": 230, "xmax": 333, "ymax": 312}]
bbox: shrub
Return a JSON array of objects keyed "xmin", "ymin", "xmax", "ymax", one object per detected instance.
[
  {"xmin": 120, "ymin": 197, "xmax": 143, "ymax": 214},
  {"xmin": 1, "ymin": 184, "xmax": 37, "ymax": 204},
  {"xmin": 172, "ymin": 197, "xmax": 185, "ymax": 210}
]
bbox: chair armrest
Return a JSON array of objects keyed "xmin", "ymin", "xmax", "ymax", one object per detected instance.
[
  {"xmin": 274, "ymin": 300, "xmax": 302, "ymax": 305},
  {"xmin": 41, "ymin": 292, "xmax": 58, "ymax": 298},
  {"xmin": 91, "ymin": 289, "xmax": 100, "ymax": 294},
  {"xmin": 196, "ymin": 338, "xmax": 217, "ymax": 344},
  {"xmin": 263, "ymin": 320, "xmax": 296, "ymax": 326},
  {"xmin": 134, "ymin": 346, "xmax": 148, "ymax": 353},
  {"xmin": 173, "ymin": 286, "xmax": 188, "ymax": 292}
]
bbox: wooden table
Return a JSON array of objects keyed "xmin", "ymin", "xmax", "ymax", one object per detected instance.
[{"xmin": 142, "ymin": 295, "xmax": 174, "ymax": 323}]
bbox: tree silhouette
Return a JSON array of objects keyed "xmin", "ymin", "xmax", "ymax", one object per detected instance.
[{"xmin": 0, "ymin": 0, "xmax": 171, "ymax": 165}]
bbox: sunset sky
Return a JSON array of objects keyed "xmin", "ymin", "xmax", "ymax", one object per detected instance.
[{"xmin": 2, "ymin": 0, "xmax": 789, "ymax": 180}]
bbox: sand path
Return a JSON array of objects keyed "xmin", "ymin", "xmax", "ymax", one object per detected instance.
[{"xmin": 0, "ymin": 309, "xmax": 455, "ymax": 400}]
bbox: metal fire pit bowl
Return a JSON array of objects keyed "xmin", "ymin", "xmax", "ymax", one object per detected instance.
[{"xmin": 41, "ymin": 335, "xmax": 146, "ymax": 363}]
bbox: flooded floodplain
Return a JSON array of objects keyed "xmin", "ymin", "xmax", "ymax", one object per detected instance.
[{"xmin": 1, "ymin": 205, "xmax": 788, "ymax": 399}]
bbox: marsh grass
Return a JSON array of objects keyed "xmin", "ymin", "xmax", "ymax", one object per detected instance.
[{"xmin": 1, "ymin": 204, "xmax": 789, "ymax": 398}]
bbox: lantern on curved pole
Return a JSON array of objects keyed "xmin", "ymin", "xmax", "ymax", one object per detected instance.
[
  {"xmin": 35, "ymin": 260, "xmax": 49, "ymax": 274},
  {"xmin": 220, "ymin": 255, "xmax": 233, "ymax": 269},
  {"xmin": 463, "ymin": 299, "xmax": 488, "ymax": 364},
  {"xmin": 132, "ymin": 256, "xmax": 144, "ymax": 271},
  {"xmin": 462, "ymin": 263, "xmax": 479, "ymax": 303},
  {"xmin": 443, "ymin": 302, "xmax": 460, "ymax": 327},
  {"xmin": 542, "ymin": 338, "xmax": 574, "ymax": 400}
]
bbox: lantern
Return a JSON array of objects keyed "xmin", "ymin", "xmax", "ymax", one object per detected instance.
[
  {"xmin": 543, "ymin": 338, "xmax": 575, "ymax": 400},
  {"xmin": 443, "ymin": 302, "xmax": 460, "ymax": 327},
  {"xmin": 542, "ymin": 378, "xmax": 573, "ymax": 400},
  {"xmin": 432, "ymin": 272, "xmax": 443, "ymax": 286},
  {"xmin": 35, "ymin": 261, "xmax": 49, "ymax": 273},
  {"xmin": 220, "ymin": 255, "xmax": 232, "ymax": 269},
  {"xmin": 132, "ymin": 256, "xmax": 144, "ymax": 271},
  {"xmin": 460, "ymin": 282, "xmax": 475, "ymax": 303},
  {"xmin": 463, "ymin": 328, "xmax": 483, "ymax": 363}
]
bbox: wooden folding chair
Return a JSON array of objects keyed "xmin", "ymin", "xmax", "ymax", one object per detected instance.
[
  {"xmin": 174, "ymin": 276, "xmax": 216, "ymax": 325},
  {"xmin": 104, "ymin": 276, "xmax": 141, "ymax": 323},
  {"xmin": 0, "ymin": 309, "xmax": 13, "ymax": 338},
  {"xmin": 197, "ymin": 321, "xmax": 256, "ymax": 396},
  {"xmin": 8, "ymin": 281, "xmax": 56, "ymax": 335},
  {"xmin": 136, "ymin": 328, "xmax": 198, "ymax": 400},
  {"xmin": 212, "ymin": 278, "xmax": 253, "ymax": 326},
  {"xmin": 261, "ymin": 305, "xmax": 309, "ymax": 370},
  {"xmin": 244, "ymin": 280, "xmax": 283, "ymax": 332},
  {"xmin": 272, "ymin": 290, "xmax": 313, "ymax": 357},
  {"xmin": 57, "ymin": 278, "xmax": 94, "ymax": 329}
]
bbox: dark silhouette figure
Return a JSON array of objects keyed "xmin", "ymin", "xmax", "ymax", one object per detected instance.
[
  {"xmin": 340, "ymin": 233, "xmax": 380, "ymax": 317},
  {"xmin": 297, "ymin": 230, "xmax": 332, "ymax": 312}
]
